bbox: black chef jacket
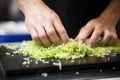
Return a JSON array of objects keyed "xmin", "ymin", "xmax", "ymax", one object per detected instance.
[{"xmin": 44, "ymin": 0, "xmax": 111, "ymax": 38}]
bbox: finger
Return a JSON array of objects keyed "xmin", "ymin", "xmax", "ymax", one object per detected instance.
[
  {"xmin": 108, "ymin": 33, "xmax": 117, "ymax": 45},
  {"xmin": 75, "ymin": 26, "xmax": 94, "ymax": 43},
  {"xmin": 43, "ymin": 22, "xmax": 62, "ymax": 45},
  {"xmin": 53, "ymin": 16, "xmax": 69, "ymax": 43},
  {"xmin": 98, "ymin": 32, "xmax": 112, "ymax": 46},
  {"xmin": 26, "ymin": 25, "xmax": 43, "ymax": 45},
  {"xmin": 88, "ymin": 28, "xmax": 103, "ymax": 47},
  {"xmin": 108, "ymin": 38, "xmax": 115, "ymax": 45},
  {"xmin": 36, "ymin": 25, "xmax": 52, "ymax": 47}
]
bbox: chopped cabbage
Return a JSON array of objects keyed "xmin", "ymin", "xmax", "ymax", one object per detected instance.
[{"xmin": 4, "ymin": 39, "xmax": 120, "ymax": 64}]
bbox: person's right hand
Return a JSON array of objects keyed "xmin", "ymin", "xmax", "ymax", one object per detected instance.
[{"xmin": 23, "ymin": 1, "xmax": 69, "ymax": 47}]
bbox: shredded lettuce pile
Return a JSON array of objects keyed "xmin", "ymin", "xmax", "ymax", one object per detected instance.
[{"xmin": 4, "ymin": 39, "xmax": 120, "ymax": 64}]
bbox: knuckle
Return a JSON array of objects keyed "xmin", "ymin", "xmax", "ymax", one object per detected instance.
[
  {"xmin": 78, "ymin": 37, "xmax": 86, "ymax": 42},
  {"xmin": 79, "ymin": 35, "xmax": 86, "ymax": 41},
  {"xmin": 89, "ymin": 19, "xmax": 104, "ymax": 27},
  {"xmin": 89, "ymin": 19, "xmax": 97, "ymax": 24},
  {"xmin": 47, "ymin": 30, "xmax": 55, "ymax": 36},
  {"xmin": 58, "ymin": 28, "xmax": 66, "ymax": 35},
  {"xmin": 86, "ymin": 20, "xmax": 96, "ymax": 27},
  {"xmin": 39, "ymin": 33, "xmax": 47, "ymax": 39},
  {"xmin": 97, "ymin": 23, "xmax": 103, "ymax": 27},
  {"xmin": 80, "ymin": 27, "xmax": 86, "ymax": 31},
  {"xmin": 32, "ymin": 35, "xmax": 39, "ymax": 40},
  {"xmin": 49, "ymin": 10, "xmax": 54, "ymax": 15},
  {"xmin": 80, "ymin": 38, "xmax": 85, "ymax": 41},
  {"xmin": 106, "ymin": 33, "xmax": 112, "ymax": 38},
  {"xmin": 95, "ymin": 32, "xmax": 101, "ymax": 36},
  {"xmin": 50, "ymin": 13, "xmax": 57, "ymax": 20}
]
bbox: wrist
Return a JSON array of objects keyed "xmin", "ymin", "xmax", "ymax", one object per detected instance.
[
  {"xmin": 99, "ymin": 0, "xmax": 120, "ymax": 27},
  {"xmin": 99, "ymin": 12, "xmax": 119, "ymax": 27},
  {"xmin": 14, "ymin": 0, "xmax": 45, "ymax": 16}
]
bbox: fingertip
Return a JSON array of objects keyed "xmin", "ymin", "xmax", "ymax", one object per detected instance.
[
  {"xmin": 88, "ymin": 40, "xmax": 95, "ymax": 48},
  {"xmin": 45, "ymin": 42, "xmax": 52, "ymax": 47},
  {"xmin": 53, "ymin": 39, "xmax": 62, "ymax": 45},
  {"xmin": 76, "ymin": 39, "xmax": 84, "ymax": 44},
  {"xmin": 57, "ymin": 40, "xmax": 62, "ymax": 45},
  {"xmin": 88, "ymin": 44, "xmax": 92, "ymax": 48},
  {"xmin": 63, "ymin": 38, "xmax": 69, "ymax": 44},
  {"xmin": 79, "ymin": 40, "xmax": 84, "ymax": 44},
  {"xmin": 61, "ymin": 34, "xmax": 69, "ymax": 44},
  {"xmin": 75, "ymin": 34, "xmax": 86, "ymax": 43}
]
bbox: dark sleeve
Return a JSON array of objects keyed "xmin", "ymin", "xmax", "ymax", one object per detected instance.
[
  {"xmin": 0, "ymin": 0, "xmax": 9, "ymax": 21},
  {"xmin": 44, "ymin": 0, "xmax": 111, "ymax": 38}
]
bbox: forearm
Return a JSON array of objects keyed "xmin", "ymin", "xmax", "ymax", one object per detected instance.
[
  {"xmin": 14, "ymin": 0, "xmax": 48, "ymax": 16},
  {"xmin": 99, "ymin": 0, "xmax": 120, "ymax": 26}
]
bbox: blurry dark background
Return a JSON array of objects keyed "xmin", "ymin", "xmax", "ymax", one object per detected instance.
[
  {"xmin": 116, "ymin": 20, "xmax": 120, "ymax": 39},
  {"xmin": 0, "ymin": 0, "xmax": 24, "ymax": 21},
  {"xmin": 0, "ymin": 0, "xmax": 120, "ymax": 39}
]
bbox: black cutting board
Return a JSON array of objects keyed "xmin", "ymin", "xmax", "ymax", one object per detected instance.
[{"xmin": 0, "ymin": 44, "xmax": 120, "ymax": 76}]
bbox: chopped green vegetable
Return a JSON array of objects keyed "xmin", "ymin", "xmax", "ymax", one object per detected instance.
[{"xmin": 4, "ymin": 39, "xmax": 120, "ymax": 64}]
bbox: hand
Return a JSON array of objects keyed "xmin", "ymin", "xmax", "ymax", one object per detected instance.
[
  {"xmin": 75, "ymin": 0, "xmax": 120, "ymax": 47},
  {"xmin": 24, "ymin": 2, "xmax": 69, "ymax": 47},
  {"xmin": 75, "ymin": 18, "xmax": 117, "ymax": 47}
]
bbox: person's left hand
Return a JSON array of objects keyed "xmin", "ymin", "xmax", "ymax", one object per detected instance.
[{"xmin": 75, "ymin": 18, "xmax": 117, "ymax": 47}]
